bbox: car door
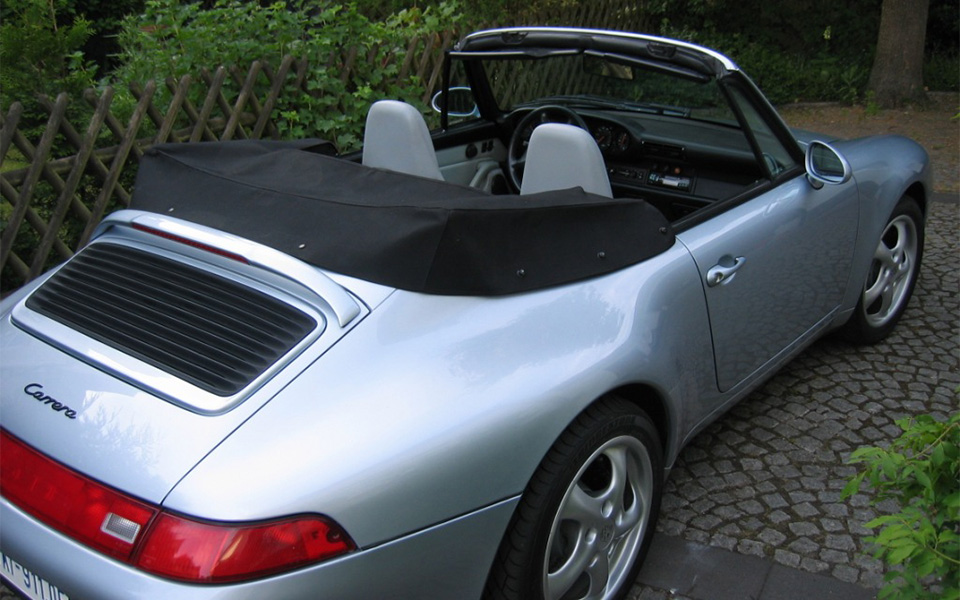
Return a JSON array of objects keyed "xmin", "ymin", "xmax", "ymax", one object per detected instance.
[{"xmin": 676, "ymin": 86, "xmax": 859, "ymax": 392}]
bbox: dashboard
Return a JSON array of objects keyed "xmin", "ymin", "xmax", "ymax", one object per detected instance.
[
  {"xmin": 503, "ymin": 106, "xmax": 768, "ymax": 221},
  {"xmin": 577, "ymin": 113, "xmax": 765, "ymax": 219}
]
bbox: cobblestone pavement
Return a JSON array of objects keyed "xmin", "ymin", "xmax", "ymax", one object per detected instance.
[
  {"xmin": 628, "ymin": 198, "xmax": 959, "ymax": 598},
  {"xmin": 2, "ymin": 201, "xmax": 956, "ymax": 599}
]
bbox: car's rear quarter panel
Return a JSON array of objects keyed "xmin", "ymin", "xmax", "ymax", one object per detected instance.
[{"xmin": 162, "ymin": 243, "xmax": 716, "ymax": 549}]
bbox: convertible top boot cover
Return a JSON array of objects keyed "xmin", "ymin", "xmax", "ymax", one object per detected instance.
[{"xmin": 131, "ymin": 140, "xmax": 675, "ymax": 295}]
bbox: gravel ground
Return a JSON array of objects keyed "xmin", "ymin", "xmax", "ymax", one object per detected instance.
[{"xmin": 780, "ymin": 92, "xmax": 959, "ymax": 194}]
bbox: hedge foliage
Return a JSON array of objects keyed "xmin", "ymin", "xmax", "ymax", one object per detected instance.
[
  {"xmin": 111, "ymin": 0, "xmax": 461, "ymax": 150},
  {"xmin": 2, "ymin": 0, "xmax": 957, "ymax": 130}
]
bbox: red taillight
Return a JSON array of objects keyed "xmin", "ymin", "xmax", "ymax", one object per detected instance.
[
  {"xmin": 0, "ymin": 430, "xmax": 354, "ymax": 582},
  {"xmin": 0, "ymin": 429, "xmax": 157, "ymax": 560},
  {"xmin": 135, "ymin": 513, "xmax": 354, "ymax": 583}
]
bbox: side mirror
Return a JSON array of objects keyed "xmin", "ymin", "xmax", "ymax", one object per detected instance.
[
  {"xmin": 805, "ymin": 140, "xmax": 852, "ymax": 189},
  {"xmin": 431, "ymin": 87, "xmax": 479, "ymax": 118}
]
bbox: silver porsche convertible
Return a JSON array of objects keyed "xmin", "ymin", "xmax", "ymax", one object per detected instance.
[{"xmin": 0, "ymin": 27, "xmax": 929, "ymax": 600}]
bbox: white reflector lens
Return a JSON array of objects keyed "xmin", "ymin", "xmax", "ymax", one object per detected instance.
[{"xmin": 101, "ymin": 513, "xmax": 142, "ymax": 544}]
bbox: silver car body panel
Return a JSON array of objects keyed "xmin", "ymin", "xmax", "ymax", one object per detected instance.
[
  {"xmin": 1, "ymin": 319, "xmax": 255, "ymax": 504},
  {"xmin": 677, "ymin": 174, "xmax": 859, "ymax": 391},
  {"xmin": 829, "ymin": 135, "xmax": 931, "ymax": 312},
  {"xmin": 1, "ymin": 216, "xmax": 374, "ymax": 502},
  {"xmin": 0, "ymin": 135, "xmax": 931, "ymax": 600},
  {"xmin": 162, "ymin": 244, "xmax": 715, "ymax": 547}
]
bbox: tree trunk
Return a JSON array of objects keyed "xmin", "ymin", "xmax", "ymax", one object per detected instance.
[{"xmin": 867, "ymin": 0, "xmax": 930, "ymax": 108}]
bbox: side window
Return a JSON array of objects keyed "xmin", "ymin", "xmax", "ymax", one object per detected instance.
[{"xmin": 727, "ymin": 86, "xmax": 797, "ymax": 178}]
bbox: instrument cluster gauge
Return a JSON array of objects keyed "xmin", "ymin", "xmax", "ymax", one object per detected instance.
[{"xmin": 593, "ymin": 125, "xmax": 614, "ymax": 152}]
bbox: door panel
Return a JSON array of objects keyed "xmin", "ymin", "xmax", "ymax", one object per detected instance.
[
  {"xmin": 677, "ymin": 176, "xmax": 858, "ymax": 391},
  {"xmin": 436, "ymin": 139, "xmax": 507, "ymax": 190}
]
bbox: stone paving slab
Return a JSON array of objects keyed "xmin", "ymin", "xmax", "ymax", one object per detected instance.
[
  {"xmin": 629, "ymin": 197, "xmax": 958, "ymax": 598},
  {"xmin": 636, "ymin": 533, "xmax": 772, "ymax": 600},
  {"xmin": 631, "ymin": 532, "xmax": 877, "ymax": 600}
]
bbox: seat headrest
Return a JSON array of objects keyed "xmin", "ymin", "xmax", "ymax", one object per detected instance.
[
  {"xmin": 362, "ymin": 100, "xmax": 443, "ymax": 180},
  {"xmin": 520, "ymin": 123, "xmax": 612, "ymax": 198}
]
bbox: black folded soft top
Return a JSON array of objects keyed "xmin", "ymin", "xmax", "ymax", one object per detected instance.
[{"xmin": 131, "ymin": 140, "xmax": 674, "ymax": 295}]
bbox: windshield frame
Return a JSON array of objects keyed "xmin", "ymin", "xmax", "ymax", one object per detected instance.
[{"xmin": 441, "ymin": 27, "xmax": 804, "ymax": 167}]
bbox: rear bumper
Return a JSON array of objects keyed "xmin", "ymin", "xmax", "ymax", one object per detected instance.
[{"xmin": 0, "ymin": 495, "xmax": 518, "ymax": 600}]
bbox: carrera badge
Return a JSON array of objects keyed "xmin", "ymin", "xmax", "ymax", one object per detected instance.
[{"xmin": 23, "ymin": 383, "xmax": 78, "ymax": 419}]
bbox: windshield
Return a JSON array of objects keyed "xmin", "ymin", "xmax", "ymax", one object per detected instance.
[{"xmin": 476, "ymin": 53, "xmax": 737, "ymax": 125}]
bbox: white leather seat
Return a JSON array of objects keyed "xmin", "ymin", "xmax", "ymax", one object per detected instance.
[
  {"xmin": 520, "ymin": 123, "xmax": 612, "ymax": 197},
  {"xmin": 362, "ymin": 100, "xmax": 443, "ymax": 180}
]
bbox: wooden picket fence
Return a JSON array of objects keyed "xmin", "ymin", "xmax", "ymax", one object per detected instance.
[
  {"xmin": 0, "ymin": 0, "xmax": 654, "ymax": 293},
  {"xmin": 0, "ymin": 34, "xmax": 452, "ymax": 293}
]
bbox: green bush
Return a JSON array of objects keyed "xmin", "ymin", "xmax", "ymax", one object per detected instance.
[
  {"xmin": 924, "ymin": 53, "xmax": 960, "ymax": 92},
  {"xmin": 656, "ymin": 20, "xmax": 873, "ymax": 104},
  {"xmin": 111, "ymin": 0, "xmax": 463, "ymax": 151},
  {"xmin": 0, "ymin": 0, "xmax": 107, "ymax": 292},
  {"xmin": 0, "ymin": 0, "xmax": 99, "ymax": 107},
  {"xmin": 842, "ymin": 409, "xmax": 960, "ymax": 600},
  {"xmin": 0, "ymin": 0, "xmax": 102, "ymax": 150}
]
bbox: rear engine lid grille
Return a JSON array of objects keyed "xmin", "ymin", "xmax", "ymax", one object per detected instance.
[{"xmin": 25, "ymin": 242, "xmax": 318, "ymax": 396}]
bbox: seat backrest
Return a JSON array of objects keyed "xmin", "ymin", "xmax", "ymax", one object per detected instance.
[
  {"xmin": 520, "ymin": 123, "xmax": 612, "ymax": 197},
  {"xmin": 362, "ymin": 100, "xmax": 443, "ymax": 180}
]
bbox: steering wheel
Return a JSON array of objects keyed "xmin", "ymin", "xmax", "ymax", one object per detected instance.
[{"xmin": 507, "ymin": 105, "xmax": 590, "ymax": 192}]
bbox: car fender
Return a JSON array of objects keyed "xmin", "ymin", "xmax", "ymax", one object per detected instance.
[
  {"xmin": 831, "ymin": 135, "xmax": 930, "ymax": 317},
  {"xmin": 162, "ymin": 243, "xmax": 715, "ymax": 548}
]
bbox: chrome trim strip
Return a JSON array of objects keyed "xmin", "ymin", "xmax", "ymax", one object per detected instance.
[{"xmin": 459, "ymin": 26, "xmax": 740, "ymax": 72}]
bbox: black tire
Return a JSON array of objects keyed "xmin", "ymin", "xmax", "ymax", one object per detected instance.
[
  {"xmin": 484, "ymin": 396, "xmax": 663, "ymax": 600},
  {"xmin": 840, "ymin": 195, "xmax": 924, "ymax": 344}
]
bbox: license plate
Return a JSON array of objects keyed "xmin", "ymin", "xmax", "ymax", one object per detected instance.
[{"xmin": 0, "ymin": 552, "xmax": 70, "ymax": 600}]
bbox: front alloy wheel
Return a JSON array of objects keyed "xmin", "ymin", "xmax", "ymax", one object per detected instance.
[
  {"xmin": 862, "ymin": 213, "xmax": 919, "ymax": 328},
  {"xmin": 485, "ymin": 397, "xmax": 662, "ymax": 600},
  {"xmin": 841, "ymin": 196, "xmax": 924, "ymax": 344}
]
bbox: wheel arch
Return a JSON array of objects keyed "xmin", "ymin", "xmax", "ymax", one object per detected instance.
[
  {"xmin": 905, "ymin": 181, "xmax": 928, "ymax": 216},
  {"xmin": 603, "ymin": 383, "xmax": 675, "ymax": 467},
  {"xmin": 836, "ymin": 134, "xmax": 932, "ymax": 319}
]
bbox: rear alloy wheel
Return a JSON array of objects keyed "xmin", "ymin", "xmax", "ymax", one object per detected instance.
[
  {"xmin": 841, "ymin": 196, "xmax": 924, "ymax": 344},
  {"xmin": 485, "ymin": 397, "xmax": 662, "ymax": 600}
]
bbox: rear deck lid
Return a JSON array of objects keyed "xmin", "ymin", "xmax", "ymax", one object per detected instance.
[
  {"xmin": 25, "ymin": 241, "xmax": 318, "ymax": 398},
  {"xmin": 0, "ymin": 212, "xmax": 369, "ymax": 502},
  {"xmin": 0, "ymin": 323, "xmax": 267, "ymax": 503}
]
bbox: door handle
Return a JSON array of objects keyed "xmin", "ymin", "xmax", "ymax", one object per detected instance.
[{"xmin": 707, "ymin": 256, "xmax": 746, "ymax": 287}]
